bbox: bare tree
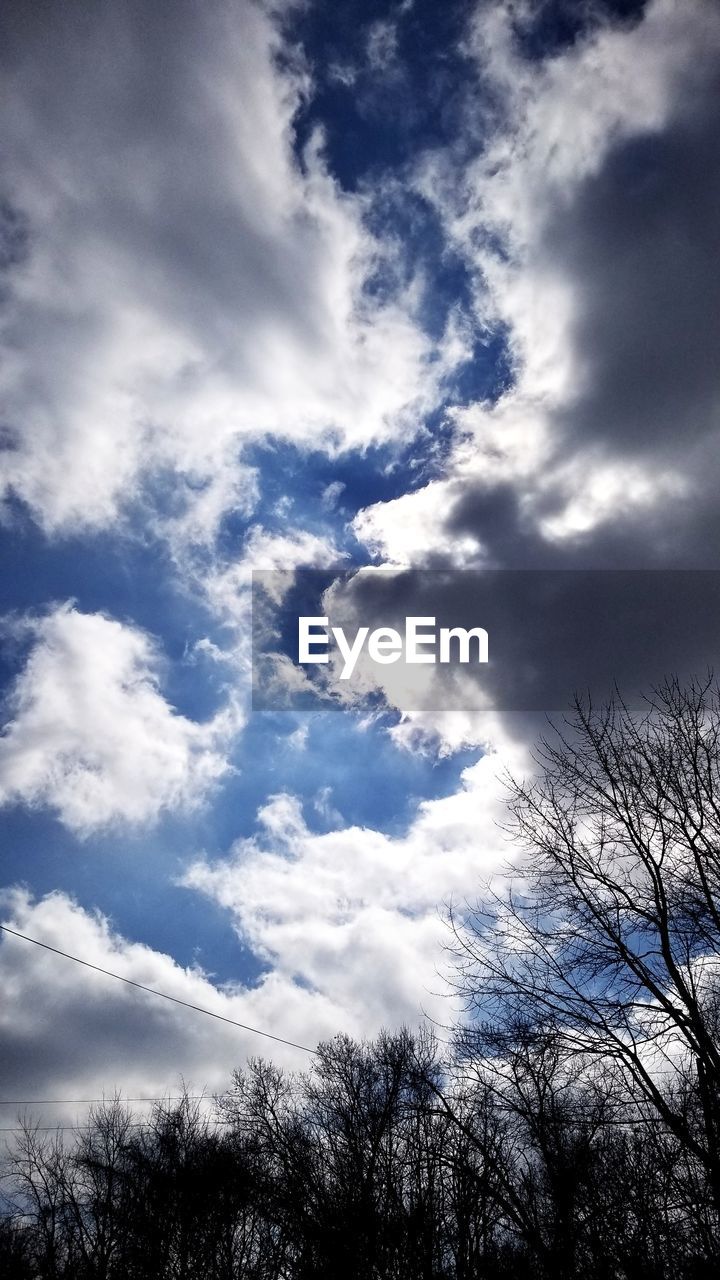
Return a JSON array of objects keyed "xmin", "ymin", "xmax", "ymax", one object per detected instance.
[{"xmin": 451, "ymin": 675, "xmax": 720, "ymax": 1261}]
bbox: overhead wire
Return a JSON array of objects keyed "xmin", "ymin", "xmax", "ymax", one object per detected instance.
[
  {"xmin": 0, "ymin": 924, "xmax": 317, "ymax": 1055},
  {"xmin": 0, "ymin": 1095, "xmax": 231, "ymax": 1106}
]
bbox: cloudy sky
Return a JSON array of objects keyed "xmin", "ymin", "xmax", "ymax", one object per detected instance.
[{"xmin": 1, "ymin": 0, "xmax": 719, "ymax": 1132}]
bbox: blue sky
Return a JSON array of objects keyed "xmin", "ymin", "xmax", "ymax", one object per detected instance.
[{"xmin": 1, "ymin": 0, "xmax": 719, "ymax": 1121}]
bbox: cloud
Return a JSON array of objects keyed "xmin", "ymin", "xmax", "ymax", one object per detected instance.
[
  {"xmin": 200, "ymin": 525, "xmax": 345, "ymax": 665},
  {"xmin": 0, "ymin": 888, "xmax": 315, "ymax": 1117},
  {"xmin": 305, "ymin": 566, "xmax": 720, "ymax": 759},
  {"xmin": 0, "ymin": 605, "xmax": 235, "ymax": 834},
  {"xmin": 184, "ymin": 743, "xmax": 522, "ymax": 1031},
  {"xmin": 0, "ymin": 0, "xmax": 455, "ymax": 540},
  {"xmin": 2, "ymin": 0, "xmax": 719, "ymax": 1113},
  {"xmin": 287, "ymin": 0, "xmax": 718, "ymax": 754},
  {"xmin": 355, "ymin": 0, "xmax": 720, "ymax": 572},
  {"xmin": 0, "ymin": 741, "xmax": 520, "ymax": 1110},
  {"xmin": 321, "ymin": 480, "xmax": 346, "ymax": 511},
  {"xmin": 366, "ymin": 18, "xmax": 401, "ymax": 74},
  {"xmin": 549, "ymin": 86, "xmax": 720, "ymax": 458}
]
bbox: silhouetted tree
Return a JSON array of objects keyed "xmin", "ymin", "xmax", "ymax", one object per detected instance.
[{"xmin": 451, "ymin": 675, "xmax": 720, "ymax": 1273}]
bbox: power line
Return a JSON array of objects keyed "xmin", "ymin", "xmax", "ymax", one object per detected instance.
[
  {"xmin": 0, "ymin": 1123, "xmax": 149, "ymax": 1134},
  {"xmin": 0, "ymin": 1095, "xmax": 232, "ymax": 1106},
  {"xmin": 0, "ymin": 924, "xmax": 316, "ymax": 1056}
]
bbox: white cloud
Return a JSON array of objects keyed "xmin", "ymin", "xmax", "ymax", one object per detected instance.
[
  {"xmin": 354, "ymin": 477, "xmax": 483, "ymax": 567},
  {"xmin": 184, "ymin": 742, "xmax": 524, "ymax": 1032},
  {"xmin": 0, "ymin": 605, "xmax": 236, "ymax": 834},
  {"xmin": 321, "ymin": 480, "xmax": 346, "ymax": 511},
  {"xmin": 0, "ymin": 0, "xmax": 455, "ymax": 540},
  {"xmin": 200, "ymin": 524, "xmax": 345, "ymax": 661},
  {"xmin": 240, "ymin": 526, "xmax": 345, "ymax": 576},
  {"xmin": 0, "ymin": 742, "xmax": 521, "ymax": 1111},
  {"xmin": 287, "ymin": 721, "xmax": 310, "ymax": 751}
]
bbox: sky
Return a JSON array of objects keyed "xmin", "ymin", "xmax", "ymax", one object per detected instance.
[{"xmin": 1, "ymin": 0, "xmax": 719, "ymax": 1131}]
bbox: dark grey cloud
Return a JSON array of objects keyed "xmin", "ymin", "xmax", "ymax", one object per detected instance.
[
  {"xmin": 552, "ymin": 75, "xmax": 720, "ymax": 458},
  {"xmin": 446, "ymin": 475, "xmax": 720, "ymax": 570},
  {"xmin": 254, "ymin": 567, "xmax": 720, "ymax": 717},
  {"xmin": 440, "ymin": 40, "xmax": 720, "ymax": 575}
]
